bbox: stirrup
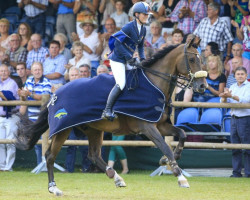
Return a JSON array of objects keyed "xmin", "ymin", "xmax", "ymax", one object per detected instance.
[{"xmin": 101, "ymin": 110, "xmax": 117, "ymax": 121}]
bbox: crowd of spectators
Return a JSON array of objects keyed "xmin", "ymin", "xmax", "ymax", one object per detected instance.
[{"xmin": 0, "ymin": 0, "xmax": 249, "ymax": 173}]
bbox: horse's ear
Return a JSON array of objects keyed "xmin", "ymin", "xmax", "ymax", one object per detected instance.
[
  {"xmin": 195, "ymin": 38, "xmax": 201, "ymax": 47},
  {"xmin": 188, "ymin": 37, "xmax": 195, "ymax": 48}
]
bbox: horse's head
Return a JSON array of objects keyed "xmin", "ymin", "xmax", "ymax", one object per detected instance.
[{"xmin": 176, "ymin": 37, "xmax": 207, "ymax": 93}]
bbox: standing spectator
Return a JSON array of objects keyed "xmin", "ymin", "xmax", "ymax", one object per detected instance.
[
  {"xmin": 110, "ymin": 0, "xmax": 129, "ymax": 29},
  {"xmin": 220, "ymin": 66, "xmax": 250, "ymax": 178},
  {"xmin": 64, "ymin": 41, "xmax": 91, "ymax": 81},
  {"xmin": 193, "ymin": 55, "xmax": 226, "ymax": 102},
  {"xmin": 4, "ymin": 34, "xmax": 28, "ymax": 75},
  {"xmin": 72, "ymin": 18, "xmax": 100, "ymax": 76},
  {"xmin": 0, "ymin": 64, "xmax": 19, "ymax": 171},
  {"xmin": 0, "ymin": 18, "xmax": 11, "ymax": 53},
  {"xmin": 79, "ymin": 64, "xmax": 91, "ymax": 78},
  {"xmin": 225, "ymin": 43, "xmax": 250, "ymax": 77},
  {"xmin": 43, "ymin": 40, "xmax": 67, "ymax": 86},
  {"xmin": 17, "ymin": 0, "xmax": 48, "ymax": 38},
  {"xmin": 53, "ymin": 33, "xmax": 72, "ymax": 63},
  {"xmin": 16, "ymin": 62, "xmax": 28, "ymax": 87},
  {"xmin": 18, "ymin": 62, "xmax": 52, "ymax": 165},
  {"xmin": 49, "ymin": 0, "xmax": 76, "ymax": 43},
  {"xmin": 169, "ymin": 0, "xmax": 207, "ymax": 35},
  {"xmin": 193, "ymin": 2, "xmax": 234, "ymax": 63},
  {"xmin": 73, "ymin": 0, "xmax": 99, "ymax": 35},
  {"xmin": 146, "ymin": 20, "xmax": 165, "ymax": 49},
  {"xmin": 17, "ymin": 22, "xmax": 33, "ymax": 51},
  {"xmin": 26, "ymin": 33, "xmax": 49, "ymax": 71}
]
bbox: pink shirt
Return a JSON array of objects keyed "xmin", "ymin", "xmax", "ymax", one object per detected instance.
[{"xmin": 228, "ymin": 57, "xmax": 250, "ymax": 75}]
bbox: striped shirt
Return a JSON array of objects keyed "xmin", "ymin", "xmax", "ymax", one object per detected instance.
[
  {"xmin": 16, "ymin": 0, "xmax": 48, "ymax": 17},
  {"xmin": 26, "ymin": 47, "xmax": 49, "ymax": 70},
  {"xmin": 25, "ymin": 75, "xmax": 52, "ymax": 121},
  {"xmin": 170, "ymin": 0, "xmax": 207, "ymax": 34},
  {"xmin": 193, "ymin": 17, "xmax": 234, "ymax": 51}
]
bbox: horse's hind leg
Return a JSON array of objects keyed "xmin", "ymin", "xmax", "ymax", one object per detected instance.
[
  {"xmin": 46, "ymin": 128, "xmax": 71, "ymax": 196},
  {"xmin": 84, "ymin": 127, "xmax": 126, "ymax": 187},
  {"xmin": 157, "ymin": 122, "xmax": 186, "ymax": 160}
]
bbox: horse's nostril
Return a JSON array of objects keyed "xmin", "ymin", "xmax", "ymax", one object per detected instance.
[{"xmin": 200, "ymin": 84, "xmax": 206, "ymax": 89}]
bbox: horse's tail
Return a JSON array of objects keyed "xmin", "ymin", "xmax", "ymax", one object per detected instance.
[{"xmin": 15, "ymin": 104, "xmax": 49, "ymax": 150}]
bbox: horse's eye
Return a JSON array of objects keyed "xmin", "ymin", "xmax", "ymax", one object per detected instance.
[{"xmin": 189, "ymin": 58, "xmax": 195, "ymax": 63}]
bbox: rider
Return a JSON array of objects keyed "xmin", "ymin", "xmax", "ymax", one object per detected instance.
[{"xmin": 102, "ymin": 2, "xmax": 151, "ymax": 121}]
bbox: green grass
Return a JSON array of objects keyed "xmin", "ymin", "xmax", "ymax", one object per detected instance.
[{"xmin": 0, "ymin": 170, "xmax": 250, "ymax": 200}]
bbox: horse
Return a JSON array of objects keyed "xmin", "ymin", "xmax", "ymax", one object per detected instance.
[{"xmin": 15, "ymin": 37, "xmax": 207, "ymax": 196}]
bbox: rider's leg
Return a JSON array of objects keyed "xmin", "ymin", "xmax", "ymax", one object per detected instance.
[{"xmin": 102, "ymin": 60, "xmax": 126, "ymax": 121}]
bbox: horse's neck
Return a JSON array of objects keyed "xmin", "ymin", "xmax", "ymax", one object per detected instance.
[{"xmin": 146, "ymin": 53, "xmax": 177, "ymax": 98}]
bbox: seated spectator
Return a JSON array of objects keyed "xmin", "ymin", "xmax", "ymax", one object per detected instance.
[
  {"xmin": 17, "ymin": 22, "xmax": 32, "ymax": 51},
  {"xmin": 72, "ymin": 18, "xmax": 100, "ymax": 76},
  {"xmin": 19, "ymin": 62, "xmax": 52, "ymax": 165},
  {"xmin": 0, "ymin": 18, "xmax": 11, "ymax": 53},
  {"xmin": 64, "ymin": 41, "xmax": 91, "ymax": 81},
  {"xmin": 4, "ymin": 34, "xmax": 28, "ymax": 75},
  {"xmin": 16, "ymin": 62, "xmax": 28, "ymax": 88},
  {"xmin": 225, "ymin": 43, "xmax": 250, "ymax": 77},
  {"xmin": 43, "ymin": 40, "xmax": 67, "ymax": 86},
  {"xmin": 110, "ymin": 0, "xmax": 129, "ymax": 29},
  {"xmin": 160, "ymin": 28, "xmax": 184, "ymax": 49},
  {"xmin": 79, "ymin": 64, "xmax": 91, "ymax": 78},
  {"xmin": 202, "ymin": 42, "xmax": 220, "ymax": 67},
  {"xmin": 97, "ymin": 64, "xmax": 110, "ymax": 75},
  {"xmin": 99, "ymin": 0, "xmax": 116, "ymax": 29},
  {"xmin": 0, "ymin": 64, "xmax": 19, "ymax": 171},
  {"xmin": 231, "ymin": 15, "xmax": 250, "ymax": 60},
  {"xmin": 193, "ymin": 55, "xmax": 226, "ymax": 102},
  {"xmin": 53, "ymin": 33, "xmax": 72, "ymax": 63},
  {"xmin": 26, "ymin": 34, "xmax": 49, "ymax": 71},
  {"xmin": 146, "ymin": 20, "xmax": 165, "ymax": 49}
]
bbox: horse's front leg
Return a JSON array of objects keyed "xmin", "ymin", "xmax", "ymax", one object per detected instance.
[
  {"xmin": 157, "ymin": 122, "xmax": 186, "ymax": 160},
  {"xmin": 46, "ymin": 128, "xmax": 71, "ymax": 196},
  {"xmin": 141, "ymin": 123, "xmax": 189, "ymax": 188}
]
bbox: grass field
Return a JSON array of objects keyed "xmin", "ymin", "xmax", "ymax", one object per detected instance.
[{"xmin": 0, "ymin": 170, "xmax": 249, "ymax": 200}]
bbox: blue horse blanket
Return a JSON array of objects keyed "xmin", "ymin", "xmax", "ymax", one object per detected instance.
[{"xmin": 48, "ymin": 69, "xmax": 165, "ymax": 138}]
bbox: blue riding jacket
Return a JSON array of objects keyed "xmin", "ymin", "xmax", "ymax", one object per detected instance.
[{"xmin": 108, "ymin": 20, "xmax": 146, "ymax": 64}]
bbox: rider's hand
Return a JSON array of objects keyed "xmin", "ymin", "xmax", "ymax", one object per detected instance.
[{"xmin": 127, "ymin": 58, "xmax": 139, "ymax": 66}]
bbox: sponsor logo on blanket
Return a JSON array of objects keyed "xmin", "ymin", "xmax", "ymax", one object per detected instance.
[{"xmin": 54, "ymin": 108, "xmax": 68, "ymax": 119}]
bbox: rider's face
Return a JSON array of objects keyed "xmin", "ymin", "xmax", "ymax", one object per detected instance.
[{"xmin": 137, "ymin": 13, "xmax": 149, "ymax": 24}]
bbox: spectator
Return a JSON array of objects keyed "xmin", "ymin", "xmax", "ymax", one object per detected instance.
[
  {"xmin": 72, "ymin": 18, "xmax": 100, "ymax": 76},
  {"xmin": 169, "ymin": 0, "xmax": 207, "ymax": 35},
  {"xmin": 64, "ymin": 41, "xmax": 91, "ymax": 81},
  {"xmin": 193, "ymin": 55, "xmax": 226, "ymax": 102},
  {"xmin": 231, "ymin": 15, "xmax": 250, "ymax": 60},
  {"xmin": 49, "ymin": 0, "xmax": 76, "ymax": 43},
  {"xmin": 96, "ymin": 18, "xmax": 117, "ymax": 64},
  {"xmin": 99, "ymin": 0, "xmax": 116, "ymax": 29},
  {"xmin": 225, "ymin": 43, "xmax": 250, "ymax": 77},
  {"xmin": 18, "ymin": 62, "xmax": 52, "ymax": 165},
  {"xmin": 146, "ymin": 20, "xmax": 165, "ymax": 49},
  {"xmin": 17, "ymin": 22, "xmax": 33, "ymax": 51},
  {"xmin": 0, "ymin": 64, "xmax": 19, "ymax": 171},
  {"xmin": 0, "ymin": 18, "xmax": 11, "ymax": 53},
  {"xmin": 97, "ymin": 64, "xmax": 109, "ymax": 75},
  {"xmin": 110, "ymin": 0, "xmax": 129, "ymax": 29},
  {"xmin": 53, "ymin": 33, "xmax": 72, "ymax": 63},
  {"xmin": 73, "ymin": 0, "xmax": 99, "ymax": 35},
  {"xmin": 160, "ymin": 28, "xmax": 184, "ymax": 49},
  {"xmin": 79, "ymin": 64, "xmax": 91, "ymax": 78},
  {"xmin": 17, "ymin": 0, "xmax": 48, "ymax": 38},
  {"xmin": 220, "ymin": 66, "xmax": 250, "ymax": 178},
  {"xmin": 16, "ymin": 62, "xmax": 28, "ymax": 87},
  {"xmin": 4, "ymin": 34, "xmax": 28, "ymax": 75},
  {"xmin": 202, "ymin": 41, "xmax": 220, "ymax": 67},
  {"xmin": 43, "ymin": 40, "xmax": 67, "ymax": 86},
  {"xmin": 193, "ymin": 2, "xmax": 234, "ymax": 63},
  {"xmin": 26, "ymin": 33, "xmax": 49, "ymax": 71}
]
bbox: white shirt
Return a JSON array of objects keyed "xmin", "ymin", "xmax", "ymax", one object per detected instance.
[{"xmin": 68, "ymin": 56, "xmax": 91, "ymax": 69}]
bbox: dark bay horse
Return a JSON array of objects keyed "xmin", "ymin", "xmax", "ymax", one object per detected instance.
[{"xmin": 16, "ymin": 38, "xmax": 207, "ymax": 196}]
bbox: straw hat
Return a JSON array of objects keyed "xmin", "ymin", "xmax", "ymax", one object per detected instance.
[{"xmin": 79, "ymin": 18, "xmax": 98, "ymax": 29}]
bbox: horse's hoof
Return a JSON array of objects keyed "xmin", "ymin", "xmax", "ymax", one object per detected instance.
[
  {"xmin": 115, "ymin": 178, "xmax": 126, "ymax": 187},
  {"xmin": 178, "ymin": 174, "xmax": 190, "ymax": 188},
  {"xmin": 49, "ymin": 186, "xmax": 63, "ymax": 196}
]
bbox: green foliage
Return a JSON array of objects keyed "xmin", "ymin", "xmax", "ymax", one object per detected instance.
[{"xmin": 0, "ymin": 170, "xmax": 249, "ymax": 200}]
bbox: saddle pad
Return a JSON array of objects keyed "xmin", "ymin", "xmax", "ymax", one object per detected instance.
[{"xmin": 48, "ymin": 69, "xmax": 165, "ymax": 138}]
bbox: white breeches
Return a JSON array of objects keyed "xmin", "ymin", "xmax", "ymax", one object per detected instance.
[
  {"xmin": 0, "ymin": 115, "xmax": 19, "ymax": 170},
  {"xmin": 110, "ymin": 60, "xmax": 132, "ymax": 90}
]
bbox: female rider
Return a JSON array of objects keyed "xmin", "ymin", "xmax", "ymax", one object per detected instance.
[{"xmin": 102, "ymin": 2, "xmax": 151, "ymax": 121}]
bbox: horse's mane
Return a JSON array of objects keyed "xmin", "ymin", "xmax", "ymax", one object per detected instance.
[{"xmin": 141, "ymin": 44, "xmax": 180, "ymax": 68}]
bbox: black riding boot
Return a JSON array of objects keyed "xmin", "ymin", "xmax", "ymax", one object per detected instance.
[{"xmin": 102, "ymin": 84, "xmax": 122, "ymax": 121}]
